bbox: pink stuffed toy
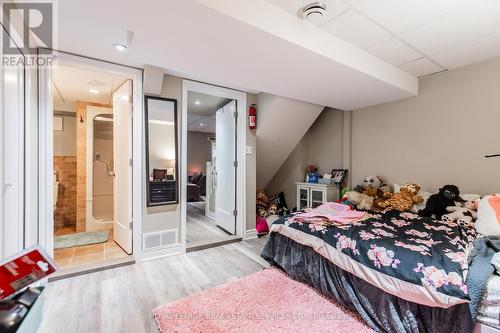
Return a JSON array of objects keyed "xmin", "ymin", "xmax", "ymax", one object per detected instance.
[{"xmin": 256, "ymin": 217, "xmax": 269, "ymax": 234}]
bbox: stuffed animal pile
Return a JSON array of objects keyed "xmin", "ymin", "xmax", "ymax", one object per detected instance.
[
  {"xmin": 256, "ymin": 190, "xmax": 269, "ymax": 218},
  {"xmin": 344, "ymin": 176, "xmax": 390, "ymax": 211},
  {"xmin": 377, "ymin": 183, "xmax": 423, "ymax": 212},
  {"xmin": 256, "ymin": 190, "xmax": 290, "ymax": 218}
]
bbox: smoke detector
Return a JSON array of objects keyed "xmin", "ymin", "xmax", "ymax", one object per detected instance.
[{"xmin": 301, "ymin": 2, "xmax": 327, "ymax": 25}]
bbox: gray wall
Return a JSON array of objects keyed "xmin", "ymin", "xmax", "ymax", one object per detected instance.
[
  {"xmin": 351, "ymin": 57, "xmax": 500, "ymax": 194},
  {"xmin": 53, "ymin": 115, "xmax": 76, "ymax": 156},
  {"xmin": 265, "ymin": 108, "xmax": 344, "ymax": 208},
  {"xmin": 187, "ymin": 131, "xmax": 213, "ymax": 175}
]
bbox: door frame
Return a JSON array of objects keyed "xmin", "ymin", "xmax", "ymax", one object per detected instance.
[
  {"xmin": 36, "ymin": 52, "xmax": 143, "ymax": 258},
  {"xmin": 180, "ymin": 80, "xmax": 246, "ymax": 252}
]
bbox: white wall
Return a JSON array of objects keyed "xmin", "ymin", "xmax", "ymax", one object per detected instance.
[
  {"xmin": 256, "ymin": 93, "xmax": 324, "ymax": 189},
  {"xmin": 351, "ymin": 57, "xmax": 500, "ymax": 195},
  {"xmin": 53, "ymin": 115, "xmax": 76, "ymax": 156},
  {"xmin": 266, "ymin": 108, "xmax": 344, "ymax": 208}
]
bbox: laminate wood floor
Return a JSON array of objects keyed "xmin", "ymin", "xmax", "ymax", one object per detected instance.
[
  {"xmin": 38, "ymin": 236, "xmax": 269, "ymax": 333},
  {"xmin": 186, "ymin": 201, "xmax": 238, "ymax": 246}
]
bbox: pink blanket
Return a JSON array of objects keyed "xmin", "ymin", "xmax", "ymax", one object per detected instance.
[{"xmin": 291, "ymin": 202, "xmax": 366, "ymax": 225}]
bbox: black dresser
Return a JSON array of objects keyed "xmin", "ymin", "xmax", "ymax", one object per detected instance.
[{"xmin": 149, "ymin": 180, "xmax": 176, "ymax": 204}]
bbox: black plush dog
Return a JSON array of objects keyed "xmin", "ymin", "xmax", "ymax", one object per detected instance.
[{"xmin": 418, "ymin": 185, "xmax": 464, "ymax": 220}]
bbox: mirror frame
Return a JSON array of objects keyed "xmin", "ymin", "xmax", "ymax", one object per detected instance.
[{"xmin": 144, "ymin": 95, "xmax": 179, "ymax": 206}]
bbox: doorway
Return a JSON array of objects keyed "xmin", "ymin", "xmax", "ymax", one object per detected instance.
[
  {"xmin": 42, "ymin": 54, "xmax": 141, "ymax": 274},
  {"xmin": 181, "ymin": 81, "xmax": 247, "ymax": 251}
]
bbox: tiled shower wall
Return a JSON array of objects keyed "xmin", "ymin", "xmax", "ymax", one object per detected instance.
[{"xmin": 54, "ymin": 156, "xmax": 77, "ymax": 227}]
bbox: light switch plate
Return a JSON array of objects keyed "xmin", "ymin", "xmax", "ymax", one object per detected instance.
[{"xmin": 246, "ymin": 146, "xmax": 252, "ymax": 155}]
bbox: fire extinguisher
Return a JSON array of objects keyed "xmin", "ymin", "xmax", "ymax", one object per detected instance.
[{"xmin": 249, "ymin": 104, "xmax": 256, "ymax": 129}]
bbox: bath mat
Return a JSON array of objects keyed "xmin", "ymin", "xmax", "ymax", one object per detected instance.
[
  {"xmin": 152, "ymin": 267, "xmax": 374, "ymax": 333},
  {"xmin": 54, "ymin": 230, "xmax": 109, "ymax": 249}
]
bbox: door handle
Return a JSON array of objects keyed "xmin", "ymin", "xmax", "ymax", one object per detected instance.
[{"xmin": 2, "ymin": 183, "xmax": 12, "ymax": 195}]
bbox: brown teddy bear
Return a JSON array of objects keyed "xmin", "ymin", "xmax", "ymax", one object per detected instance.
[{"xmin": 378, "ymin": 183, "xmax": 423, "ymax": 212}]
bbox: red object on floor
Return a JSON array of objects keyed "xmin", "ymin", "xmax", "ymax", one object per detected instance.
[
  {"xmin": 152, "ymin": 267, "xmax": 375, "ymax": 333},
  {"xmin": 0, "ymin": 246, "xmax": 57, "ymax": 300},
  {"xmin": 255, "ymin": 217, "xmax": 269, "ymax": 234}
]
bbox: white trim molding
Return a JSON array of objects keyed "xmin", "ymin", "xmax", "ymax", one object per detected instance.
[
  {"xmin": 244, "ymin": 229, "xmax": 258, "ymax": 240},
  {"xmin": 180, "ymin": 80, "xmax": 247, "ymax": 252},
  {"xmin": 138, "ymin": 244, "xmax": 183, "ymax": 262}
]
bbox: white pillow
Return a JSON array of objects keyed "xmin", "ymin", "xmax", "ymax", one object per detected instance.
[
  {"xmin": 393, "ymin": 184, "xmax": 433, "ymax": 213},
  {"xmin": 461, "ymin": 194, "xmax": 481, "ymax": 202},
  {"xmin": 476, "ymin": 195, "xmax": 500, "ymax": 236}
]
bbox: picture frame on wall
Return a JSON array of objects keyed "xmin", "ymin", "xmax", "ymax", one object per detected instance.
[{"xmin": 330, "ymin": 169, "xmax": 347, "ymax": 184}]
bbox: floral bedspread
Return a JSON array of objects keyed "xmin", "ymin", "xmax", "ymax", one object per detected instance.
[{"xmin": 272, "ymin": 210, "xmax": 477, "ymax": 303}]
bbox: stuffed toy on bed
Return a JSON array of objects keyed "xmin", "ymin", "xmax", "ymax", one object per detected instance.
[
  {"xmin": 377, "ymin": 183, "xmax": 423, "ymax": 212},
  {"xmin": 344, "ymin": 191, "xmax": 374, "ymax": 210},
  {"xmin": 442, "ymin": 204, "xmax": 477, "ymax": 227},
  {"xmin": 418, "ymin": 184, "xmax": 464, "ymax": 220}
]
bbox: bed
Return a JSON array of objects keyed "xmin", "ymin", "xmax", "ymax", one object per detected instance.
[{"xmin": 261, "ymin": 209, "xmax": 493, "ymax": 333}]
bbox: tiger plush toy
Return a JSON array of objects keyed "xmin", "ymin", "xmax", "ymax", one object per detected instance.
[{"xmin": 378, "ymin": 183, "xmax": 423, "ymax": 212}]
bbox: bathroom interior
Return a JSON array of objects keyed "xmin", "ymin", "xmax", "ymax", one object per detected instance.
[{"xmin": 52, "ymin": 64, "xmax": 130, "ymax": 271}]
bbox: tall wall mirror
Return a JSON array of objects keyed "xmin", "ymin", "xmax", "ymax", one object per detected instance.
[{"xmin": 145, "ymin": 96, "xmax": 179, "ymax": 206}]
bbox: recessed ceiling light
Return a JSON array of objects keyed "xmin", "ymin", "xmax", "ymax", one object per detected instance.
[
  {"xmin": 194, "ymin": 100, "xmax": 201, "ymax": 105},
  {"xmin": 199, "ymin": 123, "xmax": 204, "ymax": 127},
  {"xmin": 112, "ymin": 43, "xmax": 127, "ymax": 51},
  {"xmin": 89, "ymin": 89, "xmax": 99, "ymax": 94}
]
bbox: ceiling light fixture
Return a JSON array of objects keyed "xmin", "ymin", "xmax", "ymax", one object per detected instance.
[
  {"xmin": 112, "ymin": 43, "xmax": 127, "ymax": 51},
  {"xmin": 301, "ymin": 2, "xmax": 327, "ymax": 25},
  {"xmin": 199, "ymin": 123, "xmax": 204, "ymax": 127},
  {"xmin": 89, "ymin": 89, "xmax": 99, "ymax": 94},
  {"xmin": 194, "ymin": 100, "xmax": 201, "ymax": 105}
]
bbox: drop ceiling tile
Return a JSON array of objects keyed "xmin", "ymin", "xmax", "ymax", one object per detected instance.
[
  {"xmin": 266, "ymin": 0, "xmax": 348, "ymax": 22},
  {"xmin": 356, "ymin": 0, "xmax": 471, "ymax": 35},
  {"xmin": 322, "ymin": 10, "xmax": 391, "ymax": 49},
  {"xmin": 431, "ymin": 34, "xmax": 500, "ymax": 69},
  {"xmin": 343, "ymin": 0, "xmax": 361, "ymax": 5},
  {"xmin": 399, "ymin": 57, "xmax": 445, "ymax": 77},
  {"xmin": 367, "ymin": 38, "xmax": 422, "ymax": 66},
  {"xmin": 400, "ymin": 0, "xmax": 500, "ymax": 56}
]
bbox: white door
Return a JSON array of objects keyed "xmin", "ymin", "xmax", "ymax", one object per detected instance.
[
  {"xmin": 113, "ymin": 80, "xmax": 133, "ymax": 254},
  {"xmin": 0, "ymin": 31, "xmax": 25, "ymax": 260},
  {"xmin": 215, "ymin": 100, "xmax": 236, "ymax": 234}
]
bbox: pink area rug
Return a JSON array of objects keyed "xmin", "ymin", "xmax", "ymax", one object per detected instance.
[{"xmin": 152, "ymin": 267, "xmax": 375, "ymax": 333}]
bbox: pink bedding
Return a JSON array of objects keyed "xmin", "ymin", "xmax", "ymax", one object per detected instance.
[{"xmin": 291, "ymin": 202, "xmax": 366, "ymax": 225}]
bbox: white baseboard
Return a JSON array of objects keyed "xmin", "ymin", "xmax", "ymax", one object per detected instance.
[
  {"xmin": 245, "ymin": 229, "xmax": 258, "ymax": 240},
  {"xmin": 137, "ymin": 243, "xmax": 182, "ymax": 262}
]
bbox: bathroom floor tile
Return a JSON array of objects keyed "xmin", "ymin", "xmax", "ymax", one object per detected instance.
[
  {"xmin": 54, "ymin": 248, "xmax": 75, "ymax": 260},
  {"xmin": 53, "ymin": 228, "xmax": 129, "ymax": 272},
  {"xmin": 73, "ymin": 243, "xmax": 105, "ymax": 256},
  {"xmin": 71, "ymin": 253, "xmax": 105, "ymax": 266}
]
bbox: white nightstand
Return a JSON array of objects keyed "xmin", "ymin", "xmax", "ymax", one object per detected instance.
[{"xmin": 296, "ymin": 182, "xmax": 339, "ymax": 210}]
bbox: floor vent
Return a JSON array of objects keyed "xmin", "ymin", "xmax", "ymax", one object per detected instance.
[{"xmin": 143, "ymin": 229, "xmax": 177, "ymax": 251}]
